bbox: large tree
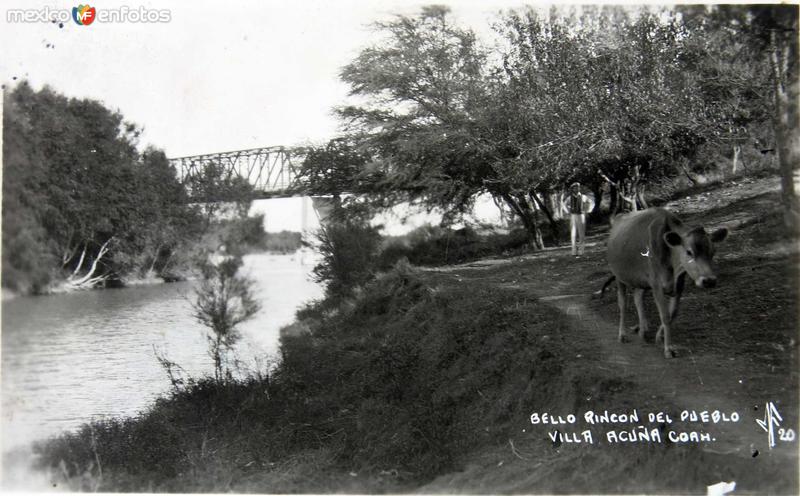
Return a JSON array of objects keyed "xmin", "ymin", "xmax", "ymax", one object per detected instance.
[
  {"xmin": 492, "ymin": 6, "xmax": 758, "ymax": 209},
  {"xmin": 336, "ymin": 7, "xmax": 516, "ymax": 233},
  {"xmin": 747, "ymin": 6, "xmax": 798, "ymax": 232}
]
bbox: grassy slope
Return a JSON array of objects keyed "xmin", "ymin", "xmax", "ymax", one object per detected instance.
[{"xmin": 28, "ymin": 175, "xmax": 798, "ymax": 493}]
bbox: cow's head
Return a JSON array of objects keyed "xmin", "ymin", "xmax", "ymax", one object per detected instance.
[{"xmin": 664, "ymin": 226, "xmax": 728, "ymax": 288}]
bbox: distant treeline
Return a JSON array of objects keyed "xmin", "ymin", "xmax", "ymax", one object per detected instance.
[
  {"xmin": 263, "ymin": 231, "xmax": 303, "ymax": 253},
  {"xmin": 203, "ymin": 219, "xmax": 303, "ymax": 255}
]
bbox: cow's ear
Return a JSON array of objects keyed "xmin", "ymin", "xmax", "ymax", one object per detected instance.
[
  {"xmin": 711, "ymin": 227, "xmax": 728, "ymax": 243},
  {"xmin": 663, "ymin": 231, "xmax": 682, "ymax": 247}
]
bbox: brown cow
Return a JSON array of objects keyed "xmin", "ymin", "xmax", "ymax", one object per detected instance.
[{"xmin": 606, "ymin": 208, "xmax": 728, "ymax": 358}]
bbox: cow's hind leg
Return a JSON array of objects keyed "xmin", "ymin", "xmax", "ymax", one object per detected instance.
[
  {"xmin": 653, "ymin": 287, "xmax": 676, "ymax": 358},
  {"xmin": 633, "ymin": 288, "xmax": 649, "ymax": 342},
  {"xmin": 617, "ymin": 281, "xmax": 630, "ymax": 343}
]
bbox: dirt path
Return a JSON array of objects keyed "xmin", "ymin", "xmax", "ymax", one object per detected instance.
[
  {"xmin": 422, "ymin": 175, "xmax": 798, "ymax": 491},
  {"xmin": 440, "ymin": 244, "xmax": 796, "ymax": 457},
  {"xmin": 533, "ymin": 259, "xmax": 788, "ymax": 459}
]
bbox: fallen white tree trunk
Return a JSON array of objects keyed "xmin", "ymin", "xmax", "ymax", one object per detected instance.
[
  {"xmin": 62, "ymin": 237, "xmax": 113, "ymax": 290},
  {"xmin": 70, "ymin": 243, "xmax": 88, "ymax": 278}
]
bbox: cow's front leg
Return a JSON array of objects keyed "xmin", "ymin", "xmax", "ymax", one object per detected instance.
[
  {"xmin": 617, "ymin": 281, "xmax": 630, "ymax": 343},
  {"xmin": 656, "ymin": 274, "xmax": 685, "ymax": 343},
  {"xmin": 652, "ymin": 286, "xmax": 676, "ymax": 358},
  {"xmin": 655, "ymin": 295, "xmax": 680, "ymax": 343},
  {"xmin": 632, "ymin": 288, "xmax": 649, "ymax": 342}
]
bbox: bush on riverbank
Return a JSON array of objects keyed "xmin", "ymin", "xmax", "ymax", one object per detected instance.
[
  {"xmin": 311, "ymin": 220, "xmax": 382, "ymax": 301},
  {"xmin": 378, "ymin": 224, "xmax": 532, "ymax": 268},
  {"xmin": 305, "ymin": 220, "xmax": 536, "ymax": 314}
]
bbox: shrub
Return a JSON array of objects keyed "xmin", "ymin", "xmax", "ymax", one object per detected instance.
[
  {"xmin": 311, "ymin": 221, "xmax": 381, "ymax": 301},
  {"xmin": 379, "ymin": 224, "xmax": 531, "ymax": 268},
  {"xmin": 192, "ymin": 255, "xmax": 260, "ymax": 381}
]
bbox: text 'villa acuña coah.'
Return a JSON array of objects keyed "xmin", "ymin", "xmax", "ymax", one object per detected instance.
[{"xmin": 529, "ymin": 409, "xmax": 740, "ymax": 445}]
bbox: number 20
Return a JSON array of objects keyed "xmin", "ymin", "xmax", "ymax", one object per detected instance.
[{"xmin": 778, "ymin": 428, "xmax": 796, "ymax": 442}]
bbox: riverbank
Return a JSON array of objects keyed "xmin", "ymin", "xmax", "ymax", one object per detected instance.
[
  {"xmin": 4, "ymin": 244, "xmax": 312, "ymax": 299},
  {"xmin": 5, "ymin": 269, "xmax": 192, "ymax": 298},
  {"xmin": 1, "ymin": 288, "xmax": 20, "ymax": 301},
  {"xmin": 25, "ymin": 175, "xmax": 799, "ymax": 493}
]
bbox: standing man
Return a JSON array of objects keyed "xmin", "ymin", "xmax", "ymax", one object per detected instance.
[{"xmin": 562, "ymin": 182, "xmax": 594, "ymax": 256}]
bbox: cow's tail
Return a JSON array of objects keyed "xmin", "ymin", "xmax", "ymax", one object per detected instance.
[{"xmin": 592, "ymin": 275, "xmax": 616, "ymax": 299}]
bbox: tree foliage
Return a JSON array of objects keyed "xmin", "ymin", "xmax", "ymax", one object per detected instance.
[
  {"xmin": 337, "ymin": 6, "xmax": 491, "ymax": 221},
  {"xmin": 296, "ymin": 138, "xmax": 374, "ymax": 197},
  {"xmin": 184, "ymin": 161, "xmax": 256, "ymax": 229},
  {"xmin": 311, "ymin": 220, "xmax": 382, "ymax": 302},
  {"xmin": 304, "ymin": 5, "xmax": 789, "ymax": 246},
  {"xmin": 2, "ymin": 82, "xmax": 203, "ymax": 293}
]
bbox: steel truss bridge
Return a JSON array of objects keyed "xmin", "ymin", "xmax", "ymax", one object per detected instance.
[{"xmin": 169, "ymin": 146, "xmax": 309, "ymax": 199}]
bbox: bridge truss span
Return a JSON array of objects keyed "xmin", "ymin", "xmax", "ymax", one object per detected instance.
[{"xmin": 169, "ymin": 146, "xmax": 309, "ymax": 199}]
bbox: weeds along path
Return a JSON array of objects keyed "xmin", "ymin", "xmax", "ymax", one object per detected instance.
[{"xmin": 424, "ymin": 175, "xmax": 798, "ymax": 481}]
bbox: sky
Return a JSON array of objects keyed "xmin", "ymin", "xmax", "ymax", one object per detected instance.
[{"xmin": 0, "ymin": 0, "xmax": 537, "ymax": 158}]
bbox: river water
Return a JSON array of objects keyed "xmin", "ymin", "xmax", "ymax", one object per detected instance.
[{"xmin": 0, "ymin": 252, "xmax": 322, "ymax": 452}]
